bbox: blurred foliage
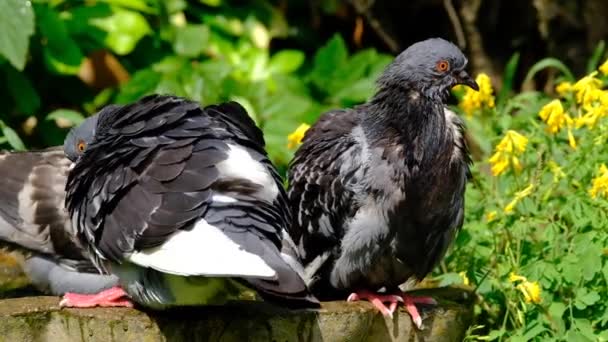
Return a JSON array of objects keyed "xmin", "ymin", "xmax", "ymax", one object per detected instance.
[
  {"xmin": 2, "ymin": 1, "xmax": 608, "ymax": 341},
  {"xmin": 0, "ymin": 0, "xmax": 390, "ymax": 172}
]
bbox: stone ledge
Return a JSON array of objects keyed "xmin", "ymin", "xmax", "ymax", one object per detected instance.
[{"xmin": 0, "ymin": 287, "xmax": 473, "ymax": 342}]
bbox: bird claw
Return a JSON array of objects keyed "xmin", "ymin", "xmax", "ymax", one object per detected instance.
[
  {"xmin": 346, "ymin": 290, "xmax": 436, "ymax": 329},
  {"xmin": 60, "ymin": 286, "xmax": 133, "ymax": 308}
]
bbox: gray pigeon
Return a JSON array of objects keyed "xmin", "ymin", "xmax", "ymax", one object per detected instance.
[
  {"xmin": 286, "ymin": 38, "xmax": 478, "ymax": 328},
  {"xmin": 60, "ymin": 94, "xmax": 318, "ymax": 309},
  {"xmin": 0, "ymin": 147, "xmax": 118, "ymax": 295}
]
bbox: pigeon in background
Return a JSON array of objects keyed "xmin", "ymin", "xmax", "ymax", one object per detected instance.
[
  {"xmin": 60, "ymin": 94, "xmax": 318, "ymax": 309},
  {"xmin": 287, "ymin": 38, "xmax": 478, "ymax": 328},
  {"xmin": 0, "ymin": 147, "xmax": 118, "ymax": 295}
]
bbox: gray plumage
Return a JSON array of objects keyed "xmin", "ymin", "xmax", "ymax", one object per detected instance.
[
  {"xmin": 287, "ymin": 38, "xmax": 477, "ymax": 297},
  {"xmin": 64, "ymin": 106, "xmax": 120, "ymax": 162},
  {"xmin": 0, "ymin": 147, "xmax": 117, "ymax": 295},
  {"xmin": 65, "ymin": 95, "xmax": 318, "ymax": 308}
]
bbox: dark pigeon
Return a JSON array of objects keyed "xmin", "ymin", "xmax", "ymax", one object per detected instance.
[
  {"xmin": 61, "ymin": 94, "xmax": 318, "ymax": 309},
  {"xmin": 286, "ymin": 38, "xmax": 478, "ymax": 328},
  {"xmin": 0, "ymin": 147, "xmax": 118, "ymax": 295}
]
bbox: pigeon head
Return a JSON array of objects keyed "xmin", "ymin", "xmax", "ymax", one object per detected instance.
[
  {"xmin": 377, "ymin": 38, "xmax": 479, "ymax": 101},
  {"xmin": 64, "ymin": 104, "xmax": 125, "ymax": 162},
  {"xmin": 63, "ymin": 114, "xmax": 99, "ymax": 162}
]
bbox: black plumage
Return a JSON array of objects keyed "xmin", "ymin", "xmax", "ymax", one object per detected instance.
[
  {"xmin": 286, "ymin": 38, "xmax": 478, "ymax": 325},
  {"xmin": 64, "ymin": 94, "xmax": 316, "ymax": 308}
]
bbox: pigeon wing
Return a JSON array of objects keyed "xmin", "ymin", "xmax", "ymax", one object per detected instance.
[
  {"xmin": 0, "ymin": 147, "xmax": 96, "ymax": 272},
  {"xmin": 66, "ymin": 95, "xmax": 312, "ymax": 303},
  {"xmin": 287, "ymin": 109, "xmax": 361, "ymax": 275}
]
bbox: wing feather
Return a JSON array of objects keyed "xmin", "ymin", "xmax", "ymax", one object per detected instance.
[
  {"xmin": 66, "ymin": 96, "xmax": 289, "ymax": 280},
  {"xmin": 287, "ymin": 109, "xmax": 360, "ymax": 267}
]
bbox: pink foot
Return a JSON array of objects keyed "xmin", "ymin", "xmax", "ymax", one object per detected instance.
[
  {"xmin": 402, "ymin": 295, "xmax": 437, "ymax": 329},
  {"xmin": 59, "ymin": 286, "xmax": 134, "ymax": 308},
  {"xmin": 347, "ymin": 290, "xmax": 403, "ymax": 317},
  {"xmin": 347, "ymin": 290, "xmax": 437, "ymax": 329}
]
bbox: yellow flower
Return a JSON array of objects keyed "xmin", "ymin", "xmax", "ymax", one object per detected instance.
[
  {"xmin": 539, "ymin": 99, "xmax": 567, "ymax": 133},
  {"xmin": 575, "ymin": 90, "xmax": 608, "ymax": 130},
  {"xmin": 567, "ymin": 129, "xmax": 577, "ymax": 149},
  {"xmin": 572, "ymin": 73, "xmax": 602, "ymax": 106},
  {"xmin": 517, "ymin": 281, "xmax": 542, "ymax": 304},
  {"xmin": 509, "ymin": 272, "xmax": 542, "ymax": 304},
  {"xmin": 458, "ymin": 271, "xmax": 470, "ymax": 286},
  {"xmin": 488, "ymin": 130, "xmax": 528, "ymax": 176},
  {"xmin": 547, "ymin": 161, "xmax": 566, "ymax": 182},
  {"xmin": 485, "ymin": 210, "xmax": 498, "ymax": 223},
  {"xmin": 459, "ymin": 73, "xmax": 495, "ymax": 116},
  {"xmin": 509, "ymin": 272, "xmax": 527, "ymax": 283},
  {"xmin": 538, "ymin": 99, "xmax": 576, "ymax": 148},
  {"xmin": 555, "ymin": 81, "xmax": 572, "ymax": 96},
  {"xmin": 599, "ymin": 59, "xmax": 608, "ymax": 76},
  {"xmin": 504, "ymin": 184, "xmax": 534, "ymax": 214},
  {"xmin": 287, "ymin": 123, "xmax": 310, "ymax": 149},
  {"xmin": 589, "ymin": 164, "xmax": 608, "ymax": 199}
]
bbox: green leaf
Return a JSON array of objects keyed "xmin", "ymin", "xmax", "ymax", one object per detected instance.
[
  {"xmin": 310, "ymin": 34, "xmax": 348, "ymax": 91},
  {"xmin": 331, "ymin": 78, "xmax": 376, "ymax": 105},
  {"xmin": 327, "ymin": 49, "xmax": 377, "ymax": 93},
  {"xmin": 548, "ymin": 302, "xmax": 566, "ymax": 320},
  {"xmin": 173, "ymin": 24, "xmax": 210, "ymax": 58},
  {"xmin": 5, "ymin": 65, "xmax": 40, "ymax": 115},
  {"xmin": 524, "ymin": 57, "xmax": 575, "ymax": 84},
  {"xmin": 268, "ymin": 50, "xmax": 305, "ymax": 74},
  {"xmin": 0, "ymin": 122, "xmax": 25, "ymax": 151},
  {"xmin": 116, "ymin": 68, "xmax": 161, "ymax": 103},
  {"xmin": 521, "ymin": 322, "xmax": 548, "ymax": 341},
  {"xmin": 574, "ymin": 319, "xmax": 596, "ymax": 341},
  {"xmin": 586, "ymin": 40, "xmax": 605, "ymax": 74},
  {"xmin": 0, "ymin": 0, "xmax": 35, "ymax": 70},
  {"xmin": 497, "ymin": 52, "xmax": 519, "ymax": 107},
  {"xmin": 579, "ymin": 289, "xmax": 600, "ymax": 306},
  {"xmin": 199, "ymin": 0, "xmax": 221, "ymax": 6},
  {"xmin": 578, "ymin": 243, "xmax": 602, "ymax": 281},
  {"xmin": 560, "ymin": 255, "xmax": 582, "ymax": 284},
  {"xmin": 89, "ymin": 6, "xmax": 151, "ymax": 55},
  {"xmin": 202, "ymin": 14, "xmax": 243, "ymax": 36},
  {"xmin": 98, "ymin": 0, "xmax": 157, "ymax": 14},
  {"xmin": 574, "ymin": 288, "xmax": 596, "ymax": 310},
  {"xmin": 46, "ymin": 109, "xmax": 85, "ymax": 127},
  {"xmin": 37, "ymin": 5, "xmax": 83, "ymax": 75},
  {"xmin": 435, "ymin": 272, "xmax": 464, "ymax": 287}
]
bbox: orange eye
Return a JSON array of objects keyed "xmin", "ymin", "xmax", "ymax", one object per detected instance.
[
  {"xmin": 436, "ymin": 60, "xmax": 450, "ymax": 72},
  {"xmin": 77, "ymin": 141, "xmax": 86, "ymax": 152}
]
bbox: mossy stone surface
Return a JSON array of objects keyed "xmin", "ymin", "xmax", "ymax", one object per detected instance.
[{"xmin": 0, "ymin": 287, "xmax": 473, "ymax": 342}]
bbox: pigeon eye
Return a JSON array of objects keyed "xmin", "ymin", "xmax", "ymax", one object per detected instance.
[
  {"xmin": 436, "ymin": 60, "xmax": 450, "ymax": 72},
  {"xmin": 77, "ymin": 141, "xmax": 86, "ymax": 152}
]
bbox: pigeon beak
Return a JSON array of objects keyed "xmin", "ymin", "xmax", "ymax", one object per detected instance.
[{"xmin": 456, "ymin": 70, "xmax": 479, "ymax": 91}]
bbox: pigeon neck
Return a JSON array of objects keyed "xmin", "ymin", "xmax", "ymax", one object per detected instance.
[
  {"xmin": 361, "ymin": 85, "xmax": 451, "ymax": 170},
  {"xmin": 363, "ymin": 86, "xmax": 446, "ymax": 140}
]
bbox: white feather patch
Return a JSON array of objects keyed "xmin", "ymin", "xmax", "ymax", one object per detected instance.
[
  {"xmin": 211, "ymin": 194, "xmax": 237, "ymax": 203},
  {"xmin": 444, "ymin": 107, "xmax": 464, "ymax": 162},
  {"xmin": 215, "ymin": 144, "xmax": 278, "ymax": 202},
  {"xmin": 127, "ymin": 219, "xmax": 277, "ymax": 280}
]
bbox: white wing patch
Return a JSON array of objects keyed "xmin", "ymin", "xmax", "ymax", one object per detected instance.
[
  {"xmin": 127, "ymin": 218, "xmax": 277, "ymax": 280},
  {"xmin": 215, "ymin": 144, "xmax": 278, "ymax": 203},
  {"xmin": 211, "ymin": 194, "xmax": 237, "ymax": 203}
]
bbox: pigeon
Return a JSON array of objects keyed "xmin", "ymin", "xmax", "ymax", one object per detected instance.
[
  {"xmin": 286, "ymin": 38, "xmax": 478, "ymax": 328},
  {"xmin": 60, "ymin": 94, "xmax": 318, "ymax": 309},
  {"xmin": 0, "ymin": 147, "xmax": 118, "ymax": 295}
]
